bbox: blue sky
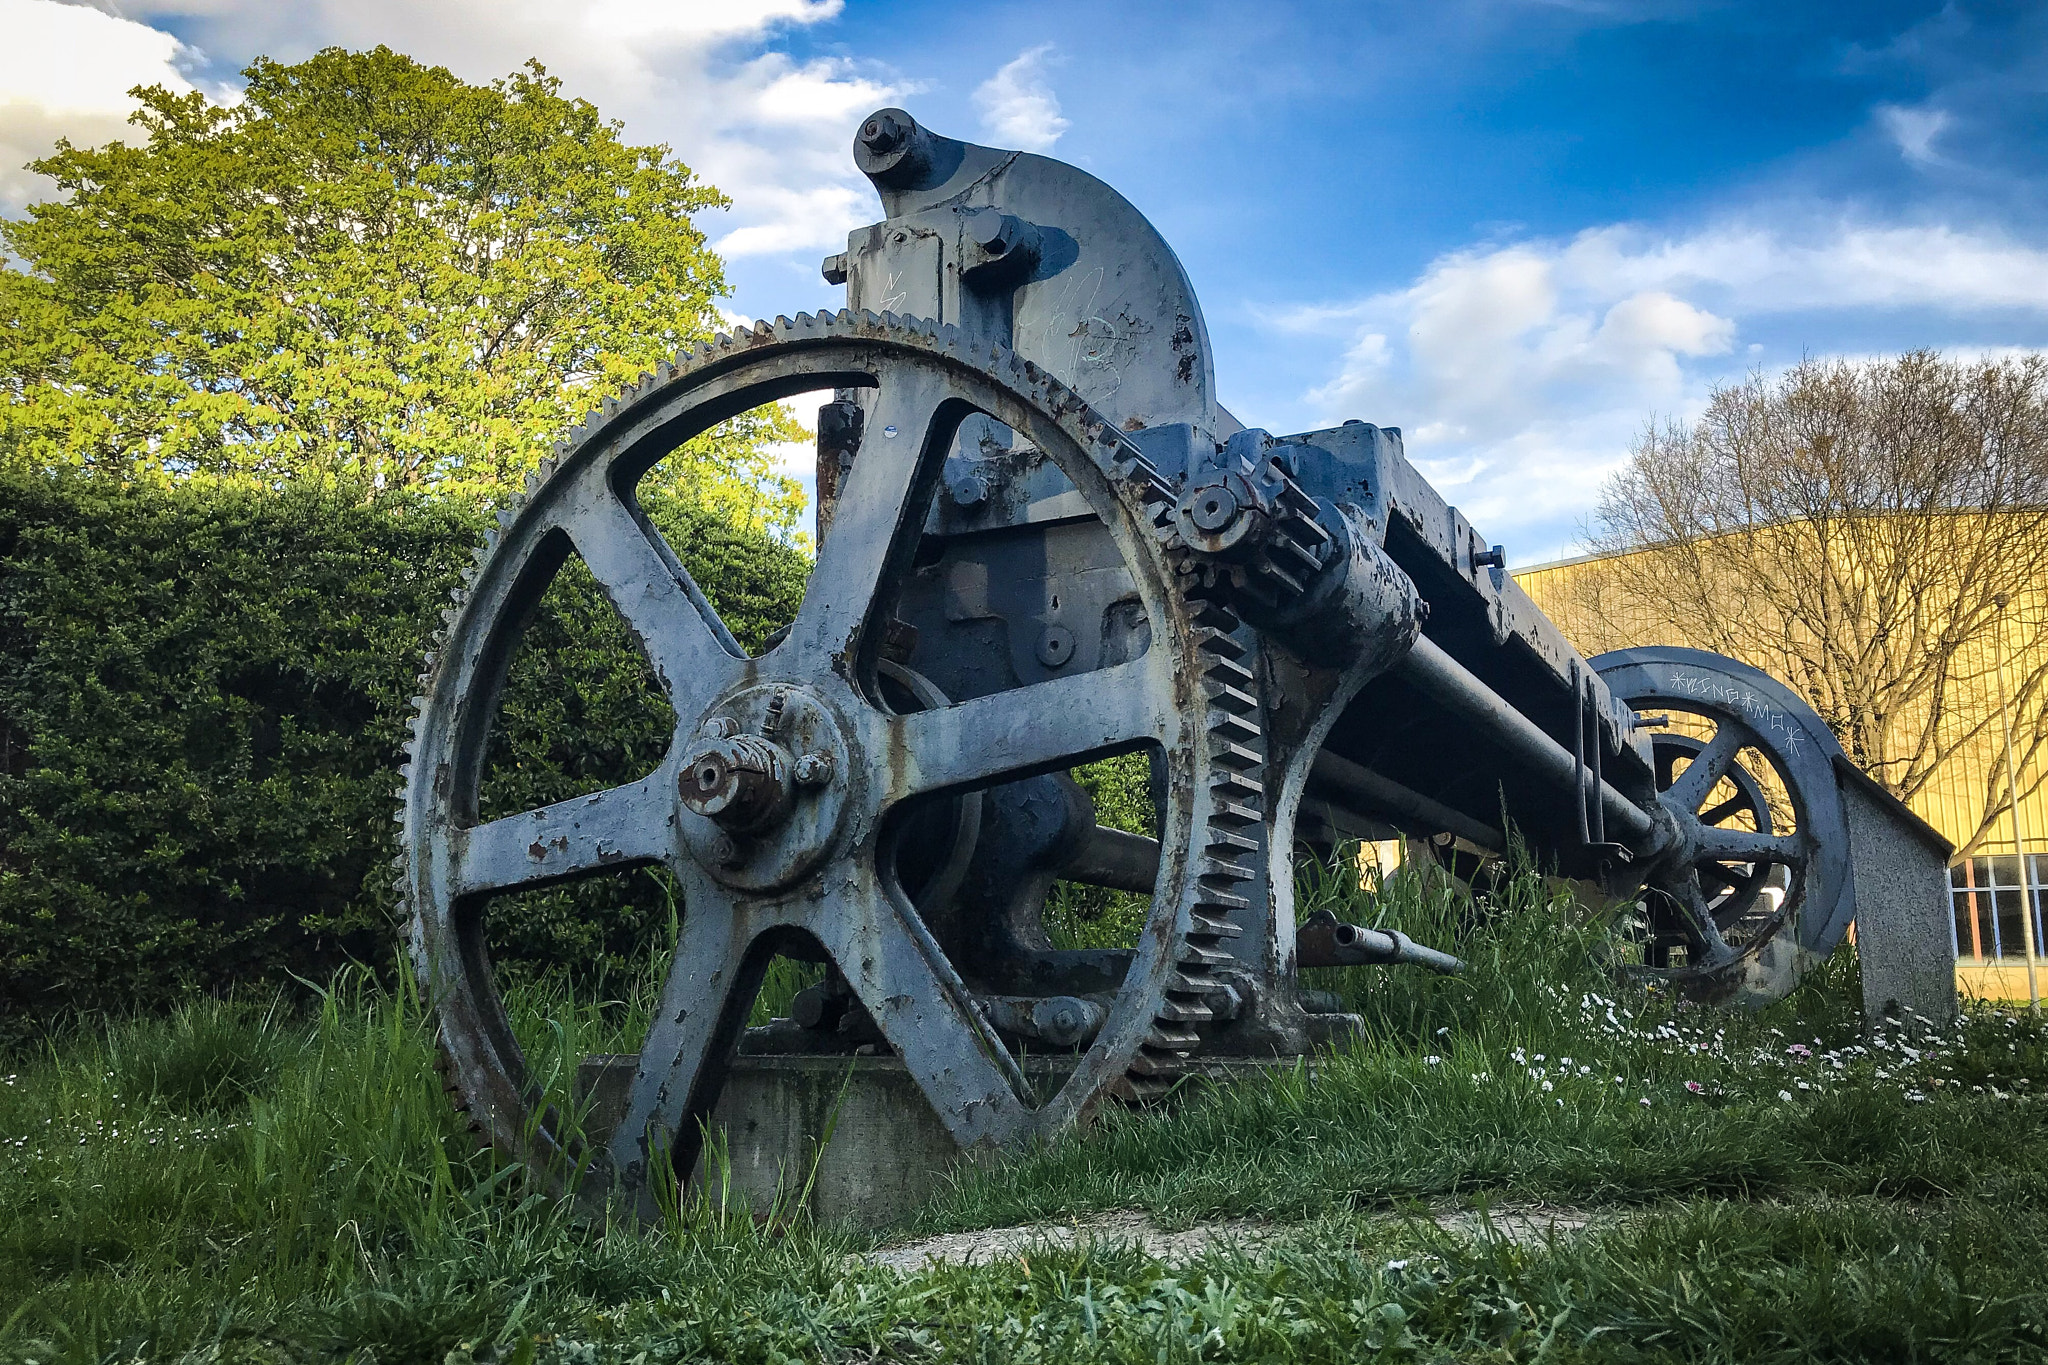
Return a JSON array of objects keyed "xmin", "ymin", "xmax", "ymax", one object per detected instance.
[{"xmin": 5, "ymin": 0, "xmax": 2047, "ymax": 560}]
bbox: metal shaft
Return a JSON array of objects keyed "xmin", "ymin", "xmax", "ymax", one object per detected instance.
[
  {"xmin": 1397, "ymin": 636, "xmax": 1659, "ymax": 849},
  {"xmin": 1306, "ymin": 749, "xmax": 1505, "ymax": 853},
  {"xmin": 1061, "ymin": 823, "xmax": 1166, "ymax": 893}
]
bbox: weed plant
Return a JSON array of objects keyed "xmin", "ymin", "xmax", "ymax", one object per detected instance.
[{"xmin": 4, "ymin": 847, "xmax": 2046, "ymax": 1362}]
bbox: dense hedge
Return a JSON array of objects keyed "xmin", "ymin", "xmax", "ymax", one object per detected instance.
[{"xmin": 0, "ymin": 472, "xmax": 808, "ymax": 1037}]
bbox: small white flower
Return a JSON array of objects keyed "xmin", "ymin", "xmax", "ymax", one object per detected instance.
[
  {"xmin": 1385, "ymin": 1259, "xmax": 1410, "ymax": 1272},
  {"xmin": 1778, "ymin": 1090, "xmax": 1794, "ymax": 1102},
  {"xmin": 1424, "ymin": 1055, "xmax": 1442, "ymax": 1066},
  {"xmin": 1541, "ymin": 1080, "xmax": 1554, "ymax": 1092},
  {"xmin": 1638, "ymin": 1097, "xmax": 1651, "ymax": 1107}
]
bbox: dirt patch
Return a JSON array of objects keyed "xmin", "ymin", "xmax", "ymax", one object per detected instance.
[{"xmin": 868, "ymin": 1202, "xmax": 1598, "ymax": 1274}]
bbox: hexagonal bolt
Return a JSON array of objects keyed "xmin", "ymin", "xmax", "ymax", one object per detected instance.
[
  {"xmin": 860, "ymin": 111, "xmax": 908, "ymax": 154},
  {"xmin": 711, "ymin": 832, "xmax": 741, "ymax": 866},
  {"xmin": 965, "ymin": 208, "xmax": 1011, "ymax": 253},
  {"xmin": 794, "ymin": 752, "xmax": 835, "ymax": 787},
  {"xmin": 700, "ymin": 716, "xmax": 739, "ymax": 739}
]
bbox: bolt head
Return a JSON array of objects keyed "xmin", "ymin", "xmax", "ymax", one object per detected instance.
[
  {"xmin": 968, "ymin": 210, "xmax": 1010, "ymax": 251},
  {"xmin": 711, "ymin": 833, "xmax": 740, "ymax": 866},
  {"xmin": 794, "ymin": 752, "xmax": 835, "ymax": 787},
  {"xmin": 949, "ymin": 470, "xmax": 989, "ymax": 508},
  {"xmin": 860, "ymin": 112, "xmax": 907, "ymax": 153},
  {"xmin": 700, "ymin": 716, "xmax": 738, "ymax": 739}
]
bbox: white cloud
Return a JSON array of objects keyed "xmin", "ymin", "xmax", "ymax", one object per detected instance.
[
  {"xmin": 11, "ymin": 1, "xmax": 900, "ymax": 270},
  {"xmin": 1266, "ymin": 219, "xmax": 2048, "ymax": 559},
  {"xmin": 1877, "ymin": 102, "xmax": 1951, "ymax": 166},
  {"xmin": 0, "ymin": 0, "xmax": 230, "ymax": 212},
  {"xmin": 972, "ymin": 44, "xmax": 1067, "ymax": 153}
]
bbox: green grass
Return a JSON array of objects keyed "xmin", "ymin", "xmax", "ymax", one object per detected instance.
[{"xmin": 4, "ymin": 853, "xmax": 2045, "ymax": 1362}]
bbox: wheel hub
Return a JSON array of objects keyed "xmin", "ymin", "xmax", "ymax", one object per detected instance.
[{"xmin": 677, "ymin": 683, "xmax": 852, "ymax": 892}]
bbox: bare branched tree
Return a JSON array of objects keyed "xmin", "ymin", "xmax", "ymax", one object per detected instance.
[{"xmin": 1546, "ymin": 351, "xmax": 2048, "ymax": 857}]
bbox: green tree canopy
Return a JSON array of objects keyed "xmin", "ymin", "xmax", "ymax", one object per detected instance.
[{"xmin": 0, "ymin": 46, "xmax": 805, "ymax": 532}]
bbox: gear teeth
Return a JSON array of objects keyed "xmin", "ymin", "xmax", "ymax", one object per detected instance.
[
  {"xmin": 1205, "ymin": 829, "xmax": 1259, "ymax": 859},
  {"xmin": 1144, "ymin": 1024, "xmax": 1202, "ymax": 1051},
  {"xmin": 1108, "ymin": 1074, "xmax": 1178, "ymax": 1102},
  {"xmin": 1199, "ymin": 649, "xmax": 1256, "ymax": 685},
  {"xmin": 1209, "ymin": 739, "xmax": 1262, "ymax": 771},
  {"xmin": 1201, "ymin": 681, "xmax": 1259, "ymax": 718},
  {"xmin": 1189, "ymin": 912, "xmax": 1242, "ymax": 940},
  {"xmin": 1209, "ymin": 711, "xmax": 1259, "ymax": 744},
  {"xmin": 1154, "ymin": 996, "xmax": 1215, "ymax": 1025},
  {"xmin": 1124, "ymin": 1050, "xmax": 1183, "ymax": 1078},
  {"xmin": 1178, "ymin": 943, "xmax": 1238, "ymax": 972},
  {"xmin": 1209, "ymin": 798, "xmax": 1262, "ymax": 828},
  {"xmin": 1193, "ymin": 629, "xmax": 1248, "ymax": 662},
  {"xmin": 1213, "ymin": 769, "xmax": 1263, "ymax": 802},
  {"xmin": 1197, "ymin": 854, "xmax": 1255, "ymax": 884}
]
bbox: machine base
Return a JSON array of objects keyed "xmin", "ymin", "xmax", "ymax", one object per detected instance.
[{"xmin": 575, "ymin": 1051, "xmax": 1319, "ymax": 1227}]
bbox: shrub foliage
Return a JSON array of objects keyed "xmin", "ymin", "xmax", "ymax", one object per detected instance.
[{"xmin": 0, "ymin": 472, "xmax": 807, "ymax": 1034}]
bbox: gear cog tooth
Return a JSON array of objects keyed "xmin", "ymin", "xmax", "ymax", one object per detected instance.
[{"xmin": 1189, "ymin": 912, "xmax": 1242, "ymax": 940}]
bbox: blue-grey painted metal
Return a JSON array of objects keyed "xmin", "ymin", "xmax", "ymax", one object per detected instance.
[{"xmin": 404, "ymin": 108, "xmax": 1914, "ymax": 1217}]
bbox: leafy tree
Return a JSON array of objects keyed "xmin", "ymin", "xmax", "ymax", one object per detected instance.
[
  {"xmin": 0, "ymin": 46, "xmax": 805, "ymax": 532},
  {"xmin": 1547, "ymin": 351, "xmax": 2048, "ymax": 856}
]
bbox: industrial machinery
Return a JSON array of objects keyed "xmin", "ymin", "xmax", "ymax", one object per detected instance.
[{"xmin": 400, "ymin": 110, "xmax": 1895, "ymax": 1217}]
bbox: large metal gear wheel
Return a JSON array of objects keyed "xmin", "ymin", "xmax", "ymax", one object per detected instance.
[{"xmin": 399, "ymin": 312, "xmax": 1257, "ymax": 1218}]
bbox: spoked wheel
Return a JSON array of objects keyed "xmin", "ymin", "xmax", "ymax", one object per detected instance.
[
  {"xmin": 1640, "ymin": 726, "xmax": 1803, "ymax": 968},
  {"xmin": 399, "ymin": 312, "xmax": 1254, "ymax": 1220},
  {"xmin": 1593, "ymin": 647, "xmax": 1851, "ymax": 1001}
]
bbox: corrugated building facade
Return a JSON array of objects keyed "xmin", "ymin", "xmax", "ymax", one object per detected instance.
[{"xmin": 1517, "ymin": 550, "xmax": 2048, "ymax": 1003}]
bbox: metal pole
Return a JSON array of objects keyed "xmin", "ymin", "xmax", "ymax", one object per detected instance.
[
  {"xmin": 1307, "ymin": 749, "xmax": 1508, "ymax": 853},
  {"xmin": 1397, "ymin": 637, "xmax": 1660, "ymax": 849},
  {"xmin": 1991, "ymin": 594, "xmax": 2040, "ymax": 1012}
]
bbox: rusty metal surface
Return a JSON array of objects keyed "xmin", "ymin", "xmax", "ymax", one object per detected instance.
[
  {"xmin": 403, "ymin": 109, "xmax": 1893, "ymax": 1215},
  {"xmin": 401, "ymin": 314, "xmax": 1259, "ymax": 1218}
]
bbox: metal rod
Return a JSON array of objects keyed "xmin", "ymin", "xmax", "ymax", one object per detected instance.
[
  {"xmin": 1297, "ymin": 912, "xmax": 1464, "ymax": 974},
  {"xmin": 1396, "ymin": 636, "xmax": 1659, "ymax": 849},
  {"xmin": 1991, "ymin": 597, "xmax": 2040, "ymax": 1012},
  {"xmin": 1307, "ymin": 749, "xmax": 1505, "ymax": 853},
  {"xmin": 1061, "ymin": 824, "xmax": 1163, "ymax": 894}
]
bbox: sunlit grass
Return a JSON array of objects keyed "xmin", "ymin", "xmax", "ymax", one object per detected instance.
[{"xmin": 4, "ymin": 850, "xmax": 2044, "ymax": 1362}]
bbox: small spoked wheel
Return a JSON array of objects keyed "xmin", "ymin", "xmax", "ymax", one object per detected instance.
[
  {"xmin": 1593, "ymin": 647, "xmax": 1850, "ymax": 999},
  {"xmin": 399, "ymin": 312, "xmax": 1253, "ymax": 1220},
  {"xmin": 1641, "ymin": 724, "xmax": 1807, "ymax": 969}
]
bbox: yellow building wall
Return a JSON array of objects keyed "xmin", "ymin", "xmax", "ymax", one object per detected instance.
[{"xmin": 1515, "ymin": 553, "xmax": 2048, "ymax": 1002}]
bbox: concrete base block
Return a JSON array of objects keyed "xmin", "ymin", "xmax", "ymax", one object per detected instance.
[
  {"xmin": 1834, "ymin": 758, "xmax": 1959, "ymax": 1027},
  {"xmin": 577, "ymin": 1052, "xmax": 1305, "ymax": 1227}
]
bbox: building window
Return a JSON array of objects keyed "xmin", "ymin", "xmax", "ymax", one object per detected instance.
[{"xmin": 1951, "ymin": 854, "xmax": 2048, "ymax": 960}]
